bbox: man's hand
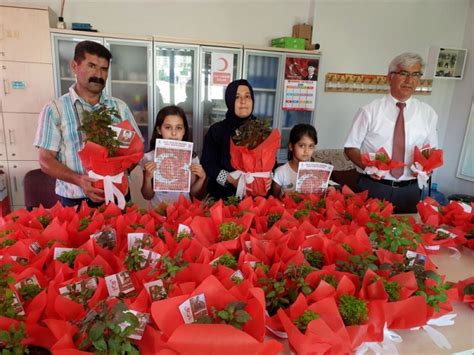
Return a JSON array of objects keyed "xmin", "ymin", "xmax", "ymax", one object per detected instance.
[
  {"xmin": 226, "ymin": 174, "xmax": 239, "ymax": 188},
  {"xmin": 77, "ymin": 175, "xmax": 105, "ymax": 203}
]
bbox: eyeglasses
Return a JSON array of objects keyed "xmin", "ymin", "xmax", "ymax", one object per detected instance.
[{"xmin": 391, "ymin": 71, "xmax": 423, "ymax": 79}]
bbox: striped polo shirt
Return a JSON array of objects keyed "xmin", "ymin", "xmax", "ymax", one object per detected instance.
[{"xmin": 34, "ymin": 85, "xmax": 142, "ymax": 199}]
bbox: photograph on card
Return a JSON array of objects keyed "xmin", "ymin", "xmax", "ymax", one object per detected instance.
[
  {"xmin": 109, "ymin": 125, "xmax": 136, "ymax": 148},
  {"xmin": 90, "ymin": 227, "xmax": 117, "ymax": 250},
  {"xmin": 179, "ymin": 293, "xmax": 208, "ymax": 324},
  {"xmin": 154, "ymin": 139, "xmax": 193, "ymax": 192},
  {"xmin": 296, "ymin": 162, "xmax": 333, "ymax": 195},
  {"xmin": 144, "ymin": 279, "xmax": 167, "ymax": 301},
  {"xmin": 105, "ymin": 271, "xmax": 135, "ymax": 298}
]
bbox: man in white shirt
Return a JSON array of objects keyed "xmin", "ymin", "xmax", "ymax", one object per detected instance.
[{"xmin": 344, "ymin": 52, "xmax": 438, "ymax": 213}]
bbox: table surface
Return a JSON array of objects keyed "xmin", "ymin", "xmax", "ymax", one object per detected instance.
[{"xmin": 270, "ymin": 247, "xmax": 474, "ymax": 355}]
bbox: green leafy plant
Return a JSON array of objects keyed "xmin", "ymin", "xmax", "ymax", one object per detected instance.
[
  {"xmin": 36, "ymin": 215, "xmax": 52, "ymax": 228},
  {"xmin": 259, "ymin": 277, "xmax": 289, "ymax": 316},
  {"xmin": 151, "ymin": 250, "xmax": 188, "ymax": 283},
  {"xmin": 285, "ymin": 263, "xmax": 314, "ymax": 298},
  {"xmin": 219, "ymin": 222, "xmax": 245, "ymax": 241},
  {"xmin": 77, "ymin": 301, "xmax": 139, "ymax": 354},
  {"xmin": 366, "ymin": 216, "xmax": 421, "ymax": 254},
  {"xmin": 17, "ymin": 284, "xmax": 42, "ymax": 302},
  {"xmin": 232, "ymin": 118, "xmax": 271, "ymax": 149},
  {"xmin": 0, "ymin": 230, "xmax": 14, "ymax": 238},
  {"xmin": 293, "ymin": 310, "xmax": 320, "ymax": 333},
  {"xmin": 64, "ymin": 280, "xmax": 96, "ymax": 306},
  {"xmin": 303, "ymin": 249, "xmax": 324, "ymax": 269},
  {"xmin": 57, "ymin": 249, "xmax": 85, "ymax": 268},
  {"xmin": 79, "ymin": 105, "xmax": 121, "ymax": 156},
  {"xmin": 0, "ymin": 239, "xmax": 16, "ymax": 249},
  {"xmin": 414, "ymin": 271, "xmax": 453, "ymax": 312},
  {"xmin": 0, "ymin": 322, "xmax": 28, "ymax": 354},
  {"xmin": 124, "ymin": 247, "xmax": 146, "ymax": 272},
  {"xmin": 176, "ymin": 231, "xmax": 191, "ymax": 243},
  {"xmin": 336, "ymin": 252, "xmax": 378, "ymax": 281},
  {"xmin": 341, "ymin": 243, "xmax": 353, "ymax": 254},
  {"xmin": 320, "ymin": 274, "xmax": 338, "ymax": 288},
  {"xmin": 293, "ymin": 209, "xmax": 310, "ymax": 219},
  {"xmin": 195, "ymin": 301, "xmax": 252, "ymax": 330},
  {"xmin": 463, "ymin": 283, "xmax": 474, "ymax": 295},
  {"xmin": 374, "ymin": 152, "xmax": 389, "ymax": 163},
  {"xmin": 78, "ymin": 217, "xmax": 92, "ymax": 232},
  {"xmin": 86, "ymin": 266, "xmax": 105, "ymax": 278},
  {"xmin": 154, "ymin": 202, "xmax": 168, "ymax": 217},
  {"xmin": 212, "ymin": 254, "xmax": 238, "ymax": 269},
  {"xmin": 288, "ymin": 192, "xmax": 303, "ymax": 203},
  {"xmin": 267, "ymin": 213, "xmax": 282, "ymax": 228},
  {"xmin": 382, "ymin": 279, "xmax": 401, "ymax": 302},
  {"xmin": 224, "ymin": 196, "xmax": 240, "ymax": 206},
  {"xmin": 338, "ymin": 294, "xmax": 368, "ymax": 326}
]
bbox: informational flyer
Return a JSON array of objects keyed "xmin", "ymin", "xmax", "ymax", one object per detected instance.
[
  {"xmin": 211, "ymin": 52, "xmax": 234, "ymax": 85},
  {"xmin": 296, "ymin": 162, "xmax": 333, "ymax": 195},
  {"xmin": 154, "ymin": 139, "xmax": 193, "ymax": 192},
  {"xmin": 282, "ymin": 80, "xmax": 317, "ymax": 111}
]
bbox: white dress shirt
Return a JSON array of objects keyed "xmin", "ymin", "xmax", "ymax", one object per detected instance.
[{"xmin": 344, "ymin": 94, "xmax": 438, "ymax": 181}]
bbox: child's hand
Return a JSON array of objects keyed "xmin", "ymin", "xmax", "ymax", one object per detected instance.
[
  {"xmin": 190, "ymin": 163, "xmax": 206, "ymax": 179},
  {"xmin": 143, "ymin": 161, "xmax": 156, "ymax": 179}
]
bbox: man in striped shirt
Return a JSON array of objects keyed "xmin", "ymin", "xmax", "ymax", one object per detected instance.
[{"xmin": 34, "ymin": 41, "xmax": 142, "ymax": 208}]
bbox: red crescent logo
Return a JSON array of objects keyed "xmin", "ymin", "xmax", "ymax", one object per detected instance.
[{"xmin": 218, "ymin": 58, "xmax": 228, "ymax": 72}]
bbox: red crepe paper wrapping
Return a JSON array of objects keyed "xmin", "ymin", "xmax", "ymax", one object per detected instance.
[
  {"xmin": 361, "ymin": 147, "xmax": 405, "ymax": 172},
  {"xmin": 230, "ymin": 129, "xmax": 280, "ymax": 197},
  {"xmin": 78, "ymin": 120, "xmax": 144, "ymax": 195},
  {"xmin": 166, "ymin": 324, "xmax": 282, "ymax": 355},
  {"xmin": 413, "ymin": 145, "xmax": 444, "ymax": 173},
  {"xmin": 456, "ymin": 276, "xmax": 474, "ymax": 308}
]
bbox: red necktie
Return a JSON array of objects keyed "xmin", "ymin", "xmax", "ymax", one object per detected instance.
[{"xmin": 391, "ymin": 102, "xmax": 406, "ymax": 179}]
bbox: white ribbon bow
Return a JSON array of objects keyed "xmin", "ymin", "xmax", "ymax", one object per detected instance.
[
  {"xmin": 410, "ymin": 162, "xmax": 430, "ymax": 189},
  {"xmin": 229, "ymin": 170, "xmax": 272, "ymax": 199},
  {"xmin": 88, "ymin": 171, "xmax": 126, "ymax": 209},
  {"xmin": 356, "ymin": 323, "xmax": 402, "ymax": 355},
  {"xmin": 411, "ymin": 313, "xmax": 456, "ymax": 349},
  {"xmin": 364, "ymin": 166, "xmax": 389, "ymax": 179}
]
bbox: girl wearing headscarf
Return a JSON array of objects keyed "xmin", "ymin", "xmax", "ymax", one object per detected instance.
[{"xmin": 201, "ymin": 79, "xmax": 255, "ymax": 199}]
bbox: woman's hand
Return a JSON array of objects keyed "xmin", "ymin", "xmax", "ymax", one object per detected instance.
[
  {"xmin": 190, "ymin": 163, "xmax": 206, "ymax": 180},
  {"xmin": 143, "ymin": 161, "xmax": 156, "ymax": 179}
]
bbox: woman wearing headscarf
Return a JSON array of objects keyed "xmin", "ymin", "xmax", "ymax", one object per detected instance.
[{"xmin": 201, "ymin": 79, "xmax": 255, "ymax": 199}]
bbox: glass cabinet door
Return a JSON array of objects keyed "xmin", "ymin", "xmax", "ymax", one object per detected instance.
[
  {"xmin": 105, "ymin": 38, "xmax": 152, "ymax": 148},
  {"xmin": 243, "ymin": 51, "xmax": 281, "ymax": 127},
  {"xmin": 51, "ymin": 34, "xmax": 104, "ymax": 97},
  {"xmin": 153, "ymin": 43, "xmax": 199, "ymax": 143},
  {"xmin": 198, "ymin": 46, "xmax": 242, "ymax": 154}
]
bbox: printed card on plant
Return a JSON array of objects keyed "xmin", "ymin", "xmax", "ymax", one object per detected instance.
[
  {"xmin": 144, "ymin": 279, "xmax": 167, "ymax": 301},
  {"xmin": 120, "ymin": 310, "xmax": 150, "ymax": 340},
  {"xmin": 59, "ymin": 277, "xmax": 98, "ymax": 301},
  {"xmin": 154, "ymin": 139, "xmax": 193, "ymax": 193},
  {"xmin": 179, "ymin": 293, "xmax": 208, "ymax": 324},
  {"xmin": 296, "ymin": 162, "xmax": 333, "ymax": 195},
  {"xmin": 14, "ymin": 275, "xmax": 40, "ymax": 293},
  {"xmin": 109, "ymin": 125, "xmax": 136, "ymax": 149},
  {"xmin": 53, "ymin": 247, "xmax": 75, "ymax": 260},
  {"xmin": 406, "ymin": 250, "xmax": 427, "ymax": 267},
  {"xmin": 90, "ymin": 228, "xmax": 117, "ymax": 250},
  {"xmin": 127, "ymin": 232, "xmax": 152, "ymax": 250},
  {"xmin": 105, "ymin": 271, "xmax": 136, "ymax": 298}
]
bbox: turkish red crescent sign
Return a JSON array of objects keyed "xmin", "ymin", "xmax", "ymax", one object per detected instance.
[{"xmin": 211, "ymin": 52, "xmax": 234, "ymax": 85}]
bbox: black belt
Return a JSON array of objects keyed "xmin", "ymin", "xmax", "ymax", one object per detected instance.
[{"xmin": 362, "ymin": 174, "xmax": 417, "ymax": 187}]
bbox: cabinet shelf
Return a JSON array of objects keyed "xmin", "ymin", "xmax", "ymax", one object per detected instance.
[
  {"xmin": 253, "ymin": 88, "xmax": 277, "ymax": 93},
  {"xmin": 111, "ymin": 80, "xmax": 148, "ymax": 85}
]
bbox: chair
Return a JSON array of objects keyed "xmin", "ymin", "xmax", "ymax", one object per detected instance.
[
  {"xmin": 313, "ymin": 149, "xmax": 359, "ymax": 191},
  {"xmin": 23, "ymin": 169, "xmax": 59, "ymax": 210}
]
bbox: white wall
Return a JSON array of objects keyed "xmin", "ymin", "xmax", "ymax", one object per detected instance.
[
  {"xmin": 2, "ymin": 0, "xmax": 472, "ymax": 195},
  {"xmin": 435, "ymin": 0, "xmax": 474, "ymax": 196}
]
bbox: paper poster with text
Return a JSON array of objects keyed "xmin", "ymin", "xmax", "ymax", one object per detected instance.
[
  {"xmin": 154, "ymin": 139, "xmax": 193, "ymax": 192},
  {"xmin": 211, "ymin": 52, "xmax": 234, "ymax": 85},
  {"xmin": 296, "ymin": 162, "xmax": 333, "ymax": 195},
  {"xmin": 283, "ymin": 80, "xmax": 317, "ymax": 111}
]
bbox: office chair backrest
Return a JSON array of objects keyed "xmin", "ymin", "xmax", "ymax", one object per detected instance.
[{"xmin": 23, "ymin": 169, "xmax": 58, "ymax": 210}]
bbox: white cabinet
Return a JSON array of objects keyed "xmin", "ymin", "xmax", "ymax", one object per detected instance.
[
  {"xmin": 0, "ymin": 5, "xmax": 55, "ymax": 63},
  {"xmin": 8, "ymin": 160, "xmax": 40, "ymax": 209},
  {"xmin": 0, "ymin": 4, "xmax": 54, "ymax": 210},
  {"xmin": 3, "ymin": 113, "xmax": 39, "ymax": 160},
  {"xmin": 0, "ymin": 114, "xmax": 7, "ymax": 160},
  {"xmin": 0, "ymin": 61, "xmax": 54, "ymax": 113}
]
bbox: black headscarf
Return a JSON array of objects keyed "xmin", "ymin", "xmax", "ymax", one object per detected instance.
[{"xmin": 224, "ymin": 79, "xmax": 255, "ymax": 125}]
